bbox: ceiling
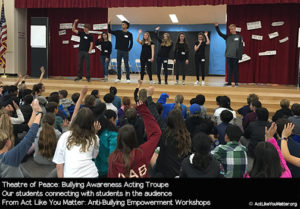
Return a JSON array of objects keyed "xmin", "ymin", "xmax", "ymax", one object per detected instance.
[{"xmin": 108, "ymin": 5, "xmax": 227, "ymax": 25}]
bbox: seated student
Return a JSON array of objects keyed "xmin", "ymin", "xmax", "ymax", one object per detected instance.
[
  {"xmin": 94, "ymin": 110, "xmax": 118, "ymax": 177},
  {"xmin": 104, "ymin": 93, "xmax": 118, "ymax": 116},
  {"xmin": 238, "ymin": 94, "xmax": 259, "ymax": 120},
  {"xmin": 174, "ymin": 95, "xmax": 187, "ymax": 119},
  {"xmin": 244, "ymin": 107, "xmax": 271, "ymax": 158},
  {"xmin": 247, "ymin": 123, "xmax": 291, "ymax": 178},
  {"xmin": 46, "ymin": 102, "xmax": 64, "ymax": 133},
  {"xmin": 211, "ymin": 125, "xmax": 247, "ymax": 178},
  {"xmin": 59, "ymin": 90, "xmax": 73, "ymax": 118},
  {"xmin": 152, "ymin": 109, "xmax": 191, "ymax": 178},
  {"xmin": 91, "ymin": 89, "xmax": 102, "ymax": 105},
  {"xmin": 48, "ymin": 94, "xmax": 67, "ymax": 120},
  {"xmin": 213, "ymin": 96, "xmax": 236, "ymax": 125},
  {"xmin": 215, "ymin": 110, "xmax": 233, "ymax": 145},
  {"xmin": 180, "ymin": 132, "xmax": 224, "ymax": 178},
  {"xmin": 288, "ymin": 103, "xmax": 300, "ymax": 135},
  {"xmin": 108, "ymin": 102, "xmax": 162, "ymax": 178},
  {"xmin": 185, "ymin": 104, "xmax": 214, "ymax": 139},
  {"xmin": 34, "ymin": 113, "xmax": 61, "ymax": 165},
  {"xmin": 242, "ymin": 100, "xmax": 262, "ymax": 130},
  {"xmin": 277, "ymin": 120, "xmax": 300, "ymax": 177},
  {"xmin": 214, "ymin": 96, "xmax": 222, "ymax": 112},
  {"xmin": 118, "ymin": 96, "xmax": 131, "ymax": 120},
  {"xmin": 84, "ymin": 95, "xmax": 96, "ymax": 113},
  {"xmin": 110, "ymin": 87, "xmax": 122, "ymax": 110},
  {"xmin": 272, "ymin": 99, "xmax": 293, "ymax": 122},
  {"xmin": 68, "ymin": 93, "xmax": 80, "ymax": 119},
  {"xmin": 93, "ymin": 103, "xmax": 107, "ymax": 120},
  {"xmin": 20, "ymin": 94, "xmax": 33, "ymax": 124},
  {"xmin": 0, "ymin": 100, "xmax": 42, "ymax": 178},
  {"xmin": 195, "ymin": 94, "xmax": 207, "ymax": 119},
  {"xmin": 0, "ymin": 95, "xmax": 25, "ymax": 125}
]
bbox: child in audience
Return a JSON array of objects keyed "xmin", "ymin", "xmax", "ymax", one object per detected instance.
[
  {"xmin": 108, "ymin": 102, "xmax": 161, "ymax": 178},
  {"xmin": 84, "ymin": 95, "xmax": 96, "ymax": 112},
  {"xmin": 195, "ymin": 94, "xmax": 207, "ymax": 119},
  {"xmin": 238, "ymin": 94, "xmax": 259, "ymax": 120},
  {"xmin": 104, "ymin": 93, "xmax": 118, "ymax": 116},
  {"xmin": 95, "ymin": 110, "xmax": 118, "ymax": 177},
  {"xmin": 242, "ymin": 100, "xmax": 262, "ymax": 130},
  {"xmin": 272, "ymin": 99, "xmax": 292, "ymax": 122},
  {"xmin": 0, "ymin": 95, "xmax": 25, "ymax": 125},
  {"xmin": 157, "ymin": 93, "xmax": 187, "ymax": 120},
  {"xmin": 34, "ymin": 112, "xmax": 61, "ymax": 165},
  {"xmin": 248, "ymin": 123, "xmax": 291, "ymax": 178},
  {"xmin": 180, "ymin": 132, "xmax": 224, "ymax": 178},
  {"xmin": 91, "ymin": 89, "xmax": 102, "ymax": 105},
  {"xmin": 288, "ymin": 103, "xmax": 300, "ymax": 135},
  {"xmin": 211, "ymin": 125, "xmax": 247, "ymax": 178},
  {"xmin": 59, "ymin": 90, "xmax": 73, "ymax": 118},
  {"xmin": 67, "ymin": 93, "xmax": 80, "ymax": 118},
  {"xmin": 110, "ymin": 87, "xmax": 122, "ymax": 110},
  {"xmin": 46, "ymin": 102, "xmax": 64, "ymax": 133},
  {"xmin": 0, "ymin": 100, "xmax": 42, "ymax": 178},
  {"xmin": 20, "ymin": 94, "xmax": 33, "ymax": 124},
  {"xmin": 118, "ymin": 96, "xmax": 131, "ymax": 120},
  {"xmin": 215, "ymin": 110, "xmax": 233, "ymax": 145},
  {"xmin": 213, "ymin": 96, "xmax": 236, "ymax": 125}
]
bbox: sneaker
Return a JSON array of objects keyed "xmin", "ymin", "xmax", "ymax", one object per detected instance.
[
  {"xmin": 201, "ymin": 81, "xmax": 205, "ymax": 86},
  {"xmin": 224, "ymin": 83, "xmax": 231, "ymax": 86},
  {"xmin": 126, "ymin": 79, "xmax": 131, "ymax": 83},
  {"xmin": 175, "ymin": 80, "xmax": 179, "ymax": 85},
  {"xmin": 103, "ymin": 77, "xmax": 108, "ymax": 82},
  {"xmin": 182, "ymin": 80, "xmax": 185, "ymax": 85},
  {"xmin": 87, "ymin": 78, "xmax": 91, "ymax": 82},
  {"xmin": 150, "ymin": 80, "xmax": 156, "ymax": 85},
  {"xmin": 165, "ymin": 81, "xmax": 168, "ymax": 85},
  {"xmin": 194, "ymin": 80, "xmax": 199, "ymax": 85},
  {"xmin": 114, "ymin": 79, "xmax": 120, "ymax": 83},
  {"xmin": 235, "ymin": 83, "xmax": 239, "ymax": 87},
  {"xmin": 74, "ymin": 77, "xmax": 82, "ymax": 81}
]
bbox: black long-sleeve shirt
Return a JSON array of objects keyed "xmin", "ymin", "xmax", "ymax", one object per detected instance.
[
  {"xmin": 156, "ymin": 30, "xmax": 173, "ymax": 59},
  {"xmin": 108, "ymin": 24, "xmax": 133, "ymax": 51},
  {"xmin": 95, "ymin": 40, "xmax": 112, "ymax": 58},
  {"xmin": 174, "ymin": 43, "xmax": 189, "ymax": 61}
]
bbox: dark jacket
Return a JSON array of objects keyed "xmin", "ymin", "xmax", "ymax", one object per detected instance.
[
  {"xmin": 272, "ymin": 108, "xmax": 293, "ymax": 122},
  {"xmin": 185, "ymin": 116, "xmax": 214, "ymax": 139},
  {"xmin": 119, "ymin": 117, "xmax": 146, "ymax": 146}
]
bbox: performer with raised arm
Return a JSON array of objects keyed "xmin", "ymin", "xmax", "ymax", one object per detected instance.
[
  {"xmin": 95, "ymin": 33, "xmax": 112, "ymax": 81},
  {"xmin": 108, "ymin": 20, "xmax": 133, "ymax": 83},
  {"xmin": 194, "ymin": 32, "xmax": 210, "ymax": 86},
  {"xmin": 72, "ymin": 19, "xmax": 93, "ymax": 82},
  {"xmin": 215, "ymin": 23, "xmax": 243, "ymax": 87},
  {"xmin": 137, "ymin": 29, "xmax": 155, "ymax": 84},
  {"xmin": 155, "ymin": 26, "xmax": 173, "ymax": 85}
]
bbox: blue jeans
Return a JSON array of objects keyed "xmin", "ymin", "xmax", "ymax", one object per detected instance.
[
  {"xmin": 100, "ymin": 55, "xmax": 109, "ymax": 77},
  {"xmin": 117, "ymin": 50, "xmax": 130, "ymax": 80},
  {"xmin": 227, "ymin": 57, "xmax": 239, "ymax": 84}
]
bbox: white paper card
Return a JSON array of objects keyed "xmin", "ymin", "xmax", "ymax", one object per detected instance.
[
  {"xmin": 279, "ymin": 37, "xmax": 289, "ymax": 43},
  {"xmin": 236, "ymin": 27, "xmax": 242, "ymax": 32},
  {"xmin": 247, "ymin": 21, "xmax": 262, "ymax": 30},
  {"xmin": 78, "ymin": 23, "xmax": 85, "ymax": 29},
  {"xmin": 93, "ymin": 24, "xmax": 108, "ymax": 30},
  {"xmin": 89, "ymin": 31, "xmax": 103, "ymax": 35},
  {"xmin": 62, "ymin": 40, "xmax": 69, "ymax": 44},
  {"xmin": 89, "ymin": 49, "xmax": 96, "ymax": 54},
  {"xmin": 298, "ymin": 28, "xmax": 300, "ymax": 48},
  {"xmin": 96, "ymin": 45, "xmax": 101, "ymax": 51},
  {"xmin": 239, "ymin": 54, "xmax": 251, "ymax": 63},
  {"xmin": 252, "ymin": 35, "xmax": 263, "ymax": 40},
  {"xmin": 259, "ymin": 50, "xmax": 276, "ymax": 56},
  {"xmin": 71, "ymin": 35, "xmax": 80, "ymax": 42},
  {"xmin": 272, "ymin": 21, "xmax": 284, "ymax": 27},
  {"xmin": 59, "ymin": 23, "xmax": 73, "ymax": 30},
  {"xmin": 269, "ymin": 32, "xmax": 279, "ymax": 39},
  {"xmin": 73, "ymin": 44, "xmax": 79, "ymax": 48},
  {"xmin": 59, "ymin": 30, "xmax": 66, "ymax": 36}
]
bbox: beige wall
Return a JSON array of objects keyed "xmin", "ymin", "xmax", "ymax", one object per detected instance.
[{"xmin": 2, "ymin": 0, "xmax": 27, "ymax": 75}]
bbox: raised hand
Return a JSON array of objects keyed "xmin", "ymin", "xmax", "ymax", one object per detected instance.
[
  {"xmin": 215, "ymin": 23, "xmax": 218, "ymax": 27},
  {"xmin": 40, "ymin": 66, "xmax": 45, "ymax": 74},
  {"xmin": 155, "ymin": 26, "xmax": 160, "ymax": 31},
  {"xmin": 265, "ymin": 122, "xmax": 277, "ymax": 141},
  {"xmin": 147, "ymin": 86, "xmax": 155, "ymax": 97},
  {"xmin": 62, "ymin": 119, "xmax": 70, "ymax": 128},
  {"xmin": 94, "ymin": 121, "xmax": 102, "ymax": 132},
  {"xmin": 204, "ymin": 31, "xmax": 208, "ymax": 36},
  {"xmin": 137, "ymin": 101, "xmax": 144, "ymax": 107},
  {"xmin": 282, "ymin": 123, "xmax": 295, "ymax": 139},
  {"xmin": 138, "ymin": 29, "xmax": 142, "ymax": 34},
  {"xmin": 80, "ymin": 86, "xmax": 88, "ymax": 96},
  {"xmin": 32, "ymin": 99, "xmax": 43, "ymax": 112},
  {"xmin": 74, "ymin": 19, "xmax": 79, "ymax": 23}
]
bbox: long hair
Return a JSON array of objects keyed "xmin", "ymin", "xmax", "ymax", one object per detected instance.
[
  {"xmin": 38, "ymin": 113, "xmax": 57, "ymax": 158},
  {"xmin": 122, "ymin": 97, "xmax": 131, "ymax": 113},
  {"xmin": 141, "ymin": 32, "xmax": 152, "ymax": 45},
  {"xmin": 219, "ymin": 96, "xmax": 232, "ymax": 110},
  {"xmin": 32, "ymin": 83, "xmax": 44, "ymax": 96},
  {"xmin": 0, "ymin": 129, "xmax": 9, "ymax": 150},
  {"xmin": 161, "ymin": 33, "xmax": 172, "ymax": 47},
  {"xmin": 97, "ymin": 109, "xmax": 118, "ymax": 135},
  {"xmin": 192, "ymin": 132, "xmax": 213, "ymax": 170},
  {"xmin": 250, "ymin": 142, "xmax": 283, "ymax": 178},
  {"xmin": 166, "ymin": 109, "xmax": 191, "ymax": 157},
  {"xmin": 175, "ymin": 33, "xmax": 188, "ymax": 53},
  {"xmin": 0, "ymin": 109, "xmax": 14, "ymax": 148},
  {"xmin": 101, "ymin": 32, "xmax": 109, "ymax": 41},
  {"xmin": 110, "ymin": 124, "xmax": 139, "ymax": 176},
  {"xmin": 67, "ymin": 108, "xmax": 98, "ymax": 152}
]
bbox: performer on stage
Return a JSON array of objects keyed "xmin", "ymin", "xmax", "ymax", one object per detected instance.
[
  {"xmin": 95, "ymin": 33, "xmax": 112, "ymax": 82},
  {"xmin": 155, "ymin": 26, "xmax": 173, "ymax": 85},
  {"xmin": 72, "ymin": 19, "xmax": 93, "ymax": 82},
  {"xmin": 137, "ymin": 30, "xmax": 155, "ymax": 84},
  {"xmin": 194, "ymin": 32, "xmax": 210, "ymax": 86},
  {"xmin": 215, "ymin": 23, "xmax": 243, "ymax": 87},
  {"xmin": 174, "ymin": 33, "xmax": 189, "ymax": 85},
  {"xmin": 108, "ymin": 20, "xmax": 133, "ymax": 83}
]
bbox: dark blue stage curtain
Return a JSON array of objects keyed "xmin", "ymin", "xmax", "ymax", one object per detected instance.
[
  {"xmin": 15, "ymin": 0, "xmax": 300, "ymax": 8},
  {"xmin": 227, "ymin": 4, "xmax": 300, "ymax": 85}
]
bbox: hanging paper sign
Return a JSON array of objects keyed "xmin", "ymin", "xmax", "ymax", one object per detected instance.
[
  {"xmin": 252, "ymin": 35, "xmax": 263, "ymax": 40},
  {"xmin": 268, "ymin": 32, "xmax": 279, "ymax": 39},
  {"xmin": 73, "ymin": 44, "xmax": 79, "ymax": 48},
  {"xmin": 89, "ymin": 31, "xmax": 103, "ymax": 35},
  {"xmin": 239, "ymin": 54, "xmax": 251, "ymax": 63},
  {"xmin": 96, "ymin": 45, "xmax": 102, "ymax": 51},
  {"xmin": 59, "ymin": 30, "xmax": 66, "ymax": 36},
  {"xmin": 77, "ymin": 23, "xmax": 85, "ymax": 29},
  {"xmin": 71, "ymin": 35, "xmax": 80, "ymax": 42},
  {"xmin": 62, "ymin": 40, "xmax": 69, "ymax": 44},
  {"xmin": 259, "ymin": 50, "xmax": 276, "ymax": 56},
  {"xmin": 279, "ymin": 37, "xmax": 289, "ymax": 43},
  {"xmin": 59, "ymin": 23, "xmax": 73, "ymax": 30},
  {"xmin": 93, "ymin": 24, "xmax": 108, "ymax": 30},
  {"xmin": 272, "ymin": 21, "xmax": 284, "ymax": 27},
  {"xmin": 236, "ymin": 27, "xmax": 242, "ymax": 32},
  {"xmin": 247, "ymin": 21, "xmax": 262, "ymax": 30},
  {"xmin": 89, "ymin": 49, "xmax": 96, "ymax": 54}
]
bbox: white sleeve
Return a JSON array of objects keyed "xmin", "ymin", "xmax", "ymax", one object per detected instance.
[
  {"xmin": 10, "ymin": 109, "xmax": 25, "ymax": 124},
  {"xmin": 52, "ymin": 132, "xmax": 68, "ymax": 164},
  {"xmin": 92, "ymin": 135, "xmax": 100, "ymax": 159}
]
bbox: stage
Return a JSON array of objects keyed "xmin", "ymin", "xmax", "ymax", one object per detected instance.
[{"xmin": 3, "ymin": 75, "xmax": 300, "ymax": 117}]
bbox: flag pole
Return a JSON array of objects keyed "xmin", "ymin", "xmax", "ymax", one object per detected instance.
[{"xmin": 1, "ymin": 66, "xmax": 6, "ymax": 78}]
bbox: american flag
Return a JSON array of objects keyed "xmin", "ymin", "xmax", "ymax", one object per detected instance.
[{"xmin": 0, "ymin": 0, "xmax": 7, "ymax": 69}]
